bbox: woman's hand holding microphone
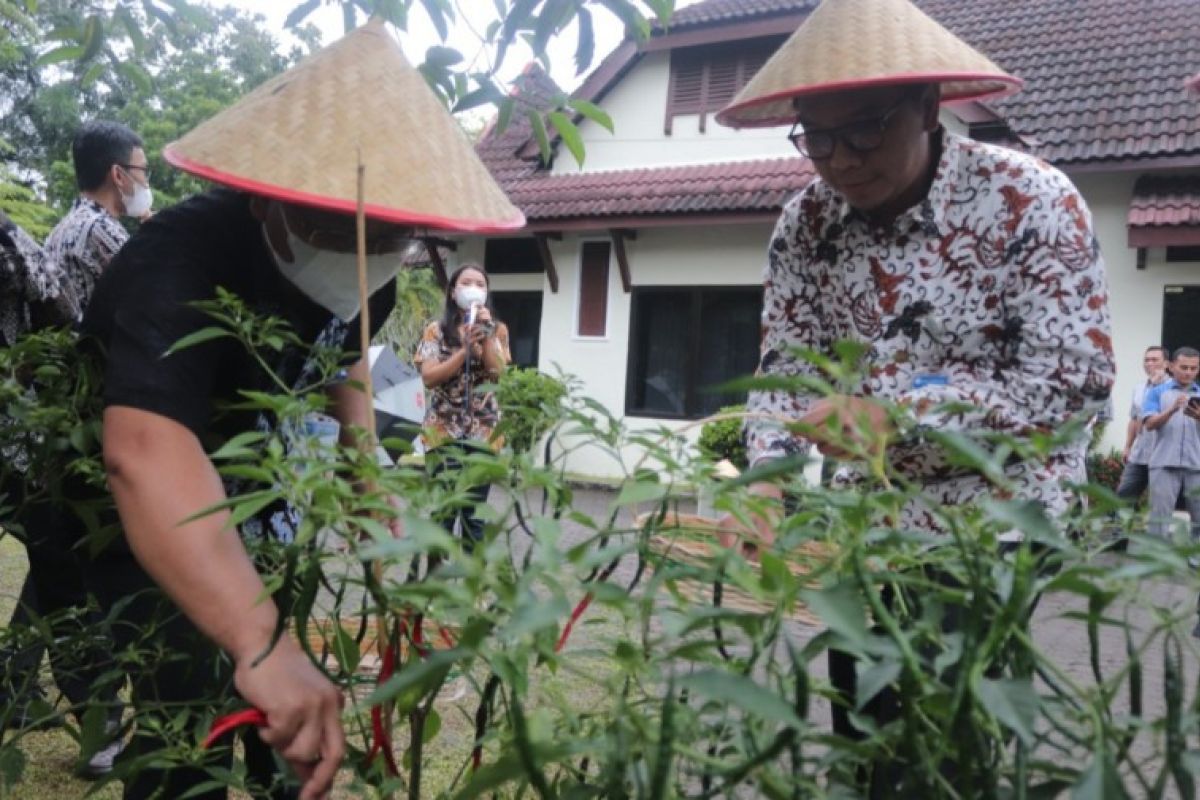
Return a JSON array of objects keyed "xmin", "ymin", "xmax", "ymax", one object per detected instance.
[{"xmin": 459, "ymin": 305, "xmax": 493, "ymax": 360}]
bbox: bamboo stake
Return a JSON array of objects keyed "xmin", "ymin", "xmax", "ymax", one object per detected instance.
[{"xmin": 356, "ymin": 150, "xmax": 397, "ymax": 795}]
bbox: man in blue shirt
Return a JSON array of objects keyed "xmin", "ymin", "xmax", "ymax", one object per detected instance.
[
  {"xmin": 1142, "ymin": 347, "xmax": 1200, "ymax": 541},
  {"xmin": 1117, "ymin": 345, "xmax": 1169, "ymax": 500}
]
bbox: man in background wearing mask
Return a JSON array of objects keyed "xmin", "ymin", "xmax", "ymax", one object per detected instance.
[
  {"xmin": 1, "ymin": 126, "xmax": 138, "ymax": 777},
  {"xmin": 80, "ymin": 20, "xmax": 522, "ymax": 800},
  {"xmin": 44, "ymin": 121, "xmax": 151, "ymax": 322}
]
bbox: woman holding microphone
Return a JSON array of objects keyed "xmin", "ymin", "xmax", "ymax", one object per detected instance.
[{"xmin": 414, "ymin": 263, "xmax": 510, "ymax": 549}]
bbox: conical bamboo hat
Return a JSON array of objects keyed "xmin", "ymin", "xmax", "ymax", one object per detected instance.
[
  {"xmin": 164, "ymin": 19, "xmax": 523, "ymax": 232},
  {"xmin": 717, "ymin": 0, "xmax": 1021, "ymax": 129}
]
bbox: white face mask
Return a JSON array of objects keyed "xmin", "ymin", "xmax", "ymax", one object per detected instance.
[
  {"xmin": 120, "ymin": 179, "xmax": 153, "ymax": 218},
  {"xmin": 266, "ymin": 213, "xmax": 403, "ymax": 321},
  {"xmin": 454, "ymin": 285, "xmax": 487, "ymax": 312}
]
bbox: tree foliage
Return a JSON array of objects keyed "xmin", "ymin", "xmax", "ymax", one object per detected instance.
[
  {"xmin": 0, "ymin": 1, "xmax": 314, "ymax": 213},
  {"xmin": 284, "ymin": 0, "xmax": 669, "ymax": 165}
]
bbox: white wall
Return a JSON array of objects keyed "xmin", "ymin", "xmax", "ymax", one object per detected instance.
[
  {"xmin": 551, "ymin": 47, "xmax": 977, "ymax": 175},
  {"xmin": 456, "ymin": 167, "xmax": 1191, "ymax": 476},
  {"xmin": 551, "ymin": 49, "xmax": 792, "ymax": 173},
  {"xmin": 450, "ymin": 225, "xmax": 775, "ymax": 477},
  {"xmin": 1074, "ymin": 169, "xmax": 1200, "ymax": 454}
]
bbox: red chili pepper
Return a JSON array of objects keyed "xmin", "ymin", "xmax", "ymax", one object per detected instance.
[
  {"xmin": 364, "ymin": 631, "xmax": 401, "ymax": 777},
  {"xmin": 555, "ymin": 591, "xmax": 594, "ymax": 653},
  {"xmin": 203, "ymin": 708, "xmax": 268, "ymax": 749}
]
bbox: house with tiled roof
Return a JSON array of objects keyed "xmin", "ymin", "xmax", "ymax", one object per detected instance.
[{"xmin": 444, "ymin": 0, "xmax": 1200, "ymax": 476}]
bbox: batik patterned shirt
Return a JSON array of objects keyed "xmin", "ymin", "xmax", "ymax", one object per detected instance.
[
  {"xmin": 0, "ymin": 213, "xmax": 73, "ymax": 346},
  {"xmin": 43, "ymin": 197, "xmax": 129, "ymax": 322},
  {"xmin": 746, "ymin": 130, "xmax": 1115, "ymax": 528},
  {"xmin": 414, "ymin": 320, "xmax": 510, "ymax": 449}
]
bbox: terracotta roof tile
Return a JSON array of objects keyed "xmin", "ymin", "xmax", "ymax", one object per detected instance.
[
  {"xmin": 505, "ymin": 157, "xmax": 815, "ymax": 220},
  {"xmin": 663, "ymin": 0, "xmax": 1200, "ymax": 165},
  {"xmin": 1130, "ymin": 175, "xmax": 1200, "ymax": 228},
  {"xmin": 663, "ymin": 0, "xmax": 817, "ymax": 29},
  {"xmin": 918, "ymin": 0, "xmax": 1200, "ymax": 165}
]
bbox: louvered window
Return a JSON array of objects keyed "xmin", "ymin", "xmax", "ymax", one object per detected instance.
[{"xmin": 665, "ymin": 38, "xmax": 782, "ymax": 134}]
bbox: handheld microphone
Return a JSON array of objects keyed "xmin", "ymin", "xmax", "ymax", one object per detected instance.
[{"xmin": 467, "ymin": 302, "xmax": 480, "ymax": 326}]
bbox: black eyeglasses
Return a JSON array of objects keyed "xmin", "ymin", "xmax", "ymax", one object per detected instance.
[
  {"xmin": 788, "ymin": 98, "xmax": 908, "ymax": 160},
  {"xmin": 120, "ymin": 164, "xmax": 152, "ymax": 180}
]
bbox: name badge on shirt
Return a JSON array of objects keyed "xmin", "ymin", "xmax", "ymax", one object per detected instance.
[{"xmin": 912, "ymin": 373, "xmax": 949, "ymax": 390}]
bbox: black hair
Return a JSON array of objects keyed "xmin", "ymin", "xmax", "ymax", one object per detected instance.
[
  {"xmin": 72, "ymin": 121, "xmax": 143, "ymax": 191},
  {"xmin": 1146, "ymin": 345, "xmax": 1167, "ymax": 357},
  {"xmin": 439, "ymin": 262, "xmax": 495, "ymax": 349},
  {"xmin": 1173, "ymin": 346, "xmax": 1200, "ymax": 361}
]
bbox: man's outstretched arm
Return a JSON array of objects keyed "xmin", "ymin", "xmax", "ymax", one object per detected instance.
[{"xmin": 103, "ymin": 406, "xmax": 345, "ymax": 800}]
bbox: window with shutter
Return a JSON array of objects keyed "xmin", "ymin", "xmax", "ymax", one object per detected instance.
[{"xmin": 664, "ymin": 37, "xmax": 785, "ymax": 134}]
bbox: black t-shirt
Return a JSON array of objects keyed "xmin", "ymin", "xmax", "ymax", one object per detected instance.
[{"xmin": 82, "ymin": 189, "xmax": 395, "ymax": 446}]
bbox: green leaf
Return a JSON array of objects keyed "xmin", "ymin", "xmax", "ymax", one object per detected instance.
[
  {"xmin": 532, "ymin": 0, "xmax": 567, "ymax": 56},
  {"xmin": 597, "ymin": 0, "xmax": 650, "ymax": 39},
  {"xmin": 1071, "ymin": 751, "xmax": 1129, "ymax": 799},
  {"xmin": 226, "ymin": 491, "xmax": 279, "ymax": 528},
  {"xmin": 974, "ymin": 677, "xmax": 1039, "ymax": 746},
  {"xmin": 366, "ymin": 648, "xmax": 460, "ymax": 708},
  {"xmin": 76, "ymin": 705, "xmax": 109, "ymax": 764},
  {"xmin": 418, "ymin": 0, "xmax": 450, "ymax": 40},
  {"xmin": 80, "ymin": 62, "xmax": 105, "ymax": 88},
  {"xmin": 80, "ymin": 15, "xmax": 104, "ymax": 63},
  {"xmin": 570, "ymin": 98, "xmax": 613, "ymax": 133},
  {"xmin": 453, "ymin": 752, "xmax": 530, "ymax": 799},
  {"xmin": 284, "ymin": 0, "xmax": 321, "ymax": 28},
  {"xmin": 0, "ymin": 1, "xmax": 35, "ymax": 34},
  {"xmin": 421, "ymin": 707, "xmax": 441, "ymax": 743},
  {"xmin": 164, "ymin": 326, "xmax": 233, "ymax": 355},
  {"xmin": 496, "ymin": 0, "xmax": 539, "ymax": 71},
  {"xmin": 116, "ymin": 7, "xmax": 147, "ymax": 54},
  {"xmin": 208, "ymin": 431, "xmax": 267, "ymax": 460},
  {"xmin": 981, "ymin": 499, "xmax": 1059, "ymax": 544},
  {"xmin": 801, "ymin": 580, "xmax": 869, "ymax": 649},
  {"xmin": 331, "ymin": 623, "xmax": 360, "ymax": 674},
  {"xmin": 452, "ymin": 81, "xmax": 503, "ymax": 114},
  {"xmin": 548, "ymin": 110, "xmax": 585, "ymax": 166},
  {"xmin": 526, "ymin": 109, "xmax": 551, "ymax": 162},
  {"xmin": 614, "ymin": 478, "xmax": 666, "ymax": 507},
  {"xmin": 856, "ymin": 660, "xmax": 902, "ymax": 710},
  {"xmin": 679, "ymin": 670, "xmax": 804, "ymax": 730},
  {"xmin": 573, "ymin": 7, "xmax": 594, "ymax": 76},
  {"xmin": 424, "ymin": 45, "xmax": 463, "ymax": 69},
  {"xmin": 494, "ymin": 96, "xmax": 515, "ymax": 135},
  {"xmin": 37, "ymin": 44, "xmax": 85, "ymax": 67}
]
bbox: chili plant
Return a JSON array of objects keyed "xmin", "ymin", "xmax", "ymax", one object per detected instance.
[{"xmin": 2, "ymin": 299, "xmax": 1199, "ymax": 800}]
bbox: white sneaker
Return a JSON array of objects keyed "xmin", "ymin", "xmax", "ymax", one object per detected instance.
[{"xmin": 81, "ymin": 736, "xmax": 126, "ymax": 777}]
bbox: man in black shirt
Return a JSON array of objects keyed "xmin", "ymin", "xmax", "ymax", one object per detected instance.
[{"xmin": 80, "ymin": 19, "xmax": 522, "ymax": 800}]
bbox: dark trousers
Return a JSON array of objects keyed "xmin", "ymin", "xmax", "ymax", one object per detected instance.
[
  {"xmin": 1116, "ymin": 461, "xmax": 1149, "ymax": 501},
  {"xmin": 1, "ymin": 486, "xmax": 122, "ymax": 726},
  {"xmin": 427, "ymin": 442, "xmax": 493, "ymax": 550},
  {"xmin": 85, "ymin": 538, "xmax": 296, "ymax": 800}
]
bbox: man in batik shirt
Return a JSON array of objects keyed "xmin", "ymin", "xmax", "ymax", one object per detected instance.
[
  {"xmin": 715, "ymin": 0, "xmax": 1114, "ymax": 793},
  {"xmin": 716, "ymin": 0, "xmax": 1114, "ymax": 535},
  {"xmin": 43, "ymin": 120, "xmax": 150, "ymax": 321}
]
